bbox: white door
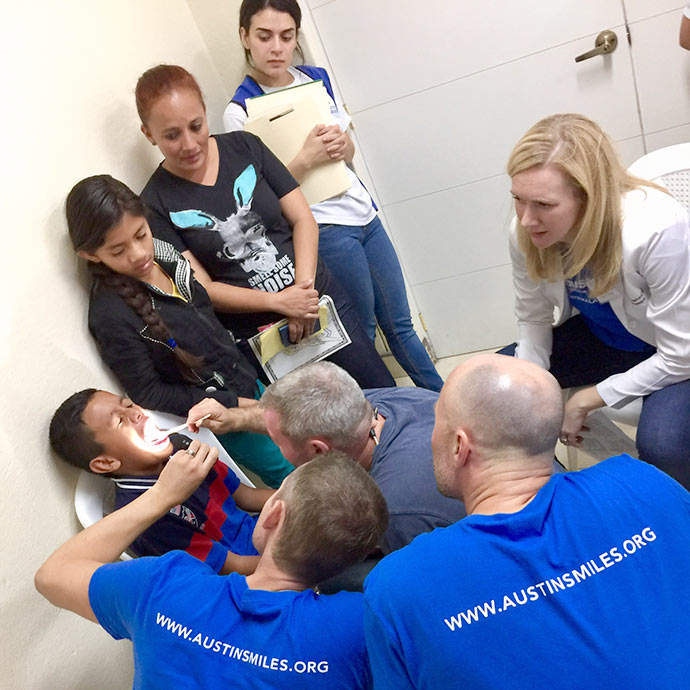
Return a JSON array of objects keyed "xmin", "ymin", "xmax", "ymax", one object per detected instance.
[{"xmin": 300, "ymin": 0, "xmax": 690, "ymax": 358}]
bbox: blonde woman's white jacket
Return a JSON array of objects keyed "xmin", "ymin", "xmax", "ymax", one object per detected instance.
[{"xmin": 510, "ymin": 186, "xmax": 690, "ymax": 408}]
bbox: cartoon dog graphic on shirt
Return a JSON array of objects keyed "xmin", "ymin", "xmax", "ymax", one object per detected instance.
[{"xmin": 169, "ymin": 165, "xmax": 279, "ymax": 274}]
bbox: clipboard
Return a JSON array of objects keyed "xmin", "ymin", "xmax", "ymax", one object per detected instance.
[{"xmin": 244, "ymin": 82, "xmax": 352, "ymax": 205}]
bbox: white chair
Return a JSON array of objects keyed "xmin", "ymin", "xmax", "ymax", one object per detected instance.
[
  {"xmin": 600, "ymin": 143, "xmax": 690, "ymax": 427},
  {"xmin": 74, "ymin": 470, "xmax": 132, "ymax": 560},
  {"xmin": 73, "ymin": 409, "xmax": 255, "ymax": 560},
  {"xmin": 628, "ymin": 142, "xmax": 690, "ymax": 217},
  {"xmin": 564, "ymin": 144, "xmax": 690, "ymax": 467}
]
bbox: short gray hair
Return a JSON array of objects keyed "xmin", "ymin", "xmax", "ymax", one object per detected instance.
[{"xmin": 260, "ymin": 362, "xmax": 372, "ymax": 447}]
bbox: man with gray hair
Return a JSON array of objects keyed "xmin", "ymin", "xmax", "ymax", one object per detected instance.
[
  {"xmin": 363, "ymin": 353, "xmax": 690, "ymax": 689},
  {"xmin": 188, "ymin": 362, "xmax": 467, "ymax": 554}
]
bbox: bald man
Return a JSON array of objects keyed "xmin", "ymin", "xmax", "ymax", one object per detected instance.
[{"xmin": 364, "ymin": 354, "xmax": 690, "ymax": 689}]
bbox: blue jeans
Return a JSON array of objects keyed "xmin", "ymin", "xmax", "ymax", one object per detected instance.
[
  {"xmin": 636, "ymin": 380, "xmax": 690, "ymax": 489},
  {"xmin": 318, "ymin": 216, "xmax": 443, "ymax": 392},
  {"xmin": 499, "ymin": 315, "xmax": 690, "ymax": 488}
]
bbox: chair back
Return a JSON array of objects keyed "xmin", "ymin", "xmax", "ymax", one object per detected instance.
[
  {"xmin": 628, "ymin": 142, "xmax": 690, "ymax": 216},
  {"xmin": 74, "ymin": 471, "xmax": 132, "ymax": 560},
  {"xmin": 598, "ymin": 143, "xmax": 690, "ymax": 432}
]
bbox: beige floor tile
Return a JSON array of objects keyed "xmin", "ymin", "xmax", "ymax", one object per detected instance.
[{"xmin": 394, "ymin": 349, "xmax": 496, "ymax": 387}]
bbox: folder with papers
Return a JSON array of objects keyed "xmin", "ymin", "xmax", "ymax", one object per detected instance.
[
  {"xmin": 247, "ymin": 295, "xmax": 352, "ymax": 382},
  {"xmin": 244, "ymin": 80, "xmax": 351, "ymax": 205}
]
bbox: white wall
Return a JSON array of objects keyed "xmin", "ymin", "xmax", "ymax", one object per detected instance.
[
  {"xmin": 187, "ymin": 0, "xmax": 247, "ymax": 98},
  {"xmin": 304, "ymin": 1, "xmax": 690, "ymax": 358},
  {"xmin": 0, "ymin": 1, "xmax": 242, "ymax": 687}
]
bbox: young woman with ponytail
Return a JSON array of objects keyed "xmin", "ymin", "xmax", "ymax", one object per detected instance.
[
  {"xmin": 65, "ymin": 174, "xmax": 294, "ymax": 487},
  {"xmin": 222, "ymin": 0, "xmax": 443, "ymax": 392}
]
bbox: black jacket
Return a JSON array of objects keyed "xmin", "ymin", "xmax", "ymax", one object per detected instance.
[{"xmin": 88, "ymin": 239, "xmax": 258, "ymax": 416}]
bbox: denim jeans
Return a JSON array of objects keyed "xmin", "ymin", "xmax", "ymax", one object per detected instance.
[
  {"xmin": 311, "ymin": 263, "xmax": 397, "ymax": 389},
  {"xmin": 318, "ymin": 216, "xmax": 443, "ymax": 392},
  {"xmin": 499, "ymin": 315, "xmax": 690, "ymax": 488}
]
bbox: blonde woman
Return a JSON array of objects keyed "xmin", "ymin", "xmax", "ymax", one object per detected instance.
[{"xmin": 501, "ymin": 113, "xmax": 690, "ymax": 486}]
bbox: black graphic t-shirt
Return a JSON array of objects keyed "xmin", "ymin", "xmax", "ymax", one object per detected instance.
[{"xmin": 142, "ymin": 132, "xmax": 326, "ymax": 338}]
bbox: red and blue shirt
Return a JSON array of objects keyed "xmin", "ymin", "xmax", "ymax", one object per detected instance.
[{"xmin": 113, "ymin": 459, "xmax": 258, "ymax": 573}]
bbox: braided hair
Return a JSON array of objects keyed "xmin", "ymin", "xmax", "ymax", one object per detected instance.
[{"xmin": 66, "ymin": 174, "xmax": 204, "ymax": 383}]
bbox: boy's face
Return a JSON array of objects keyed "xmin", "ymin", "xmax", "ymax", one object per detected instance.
[{"xmin": 83, "ymin": 392, "xmax": 173, "ymax": 475}]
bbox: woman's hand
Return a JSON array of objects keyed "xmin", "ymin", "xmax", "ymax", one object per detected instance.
[
  {"xmin": 319, "ymin": 125, "xmax": 348, "ymax": 161},
  {"xmin": 286, "ymin": 316, "xmax": 318, "ymax": 344},
  {"xmin": 289, "ymin": 124, "xmax": 344, "ymax": 177},
  {"xmin": 275, "ymin": 279, "xmax": 319, "ymax": 319},
  {"xmin": 300, "ymin": 124, "xmax": 337, "ymax": 167},
  {"xmin": 288, "ymin": 125, "xmax": 354, "ymax": 180},
  {"xmin": 561, "ymin": 387, "xmax": 606, "ymax": 447}
]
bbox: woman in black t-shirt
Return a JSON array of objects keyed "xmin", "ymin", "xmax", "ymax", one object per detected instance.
[{"xmin": 136, "ymin": 64, "xmax": 394, "ymax": 390}]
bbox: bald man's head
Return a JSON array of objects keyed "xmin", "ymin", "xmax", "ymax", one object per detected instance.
[{"xmin": 439, "ymin": 354, "xmax": 563, "ymax": 460}]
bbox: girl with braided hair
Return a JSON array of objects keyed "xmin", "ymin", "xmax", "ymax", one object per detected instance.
[{"xmin": 66, "ymin": 174, "xmax": 294, "ymax": 487}]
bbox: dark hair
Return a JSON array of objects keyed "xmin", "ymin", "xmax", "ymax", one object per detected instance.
[
  {"xmin": 49, "ymin": 389, "xmax": 103, "ymax": 472},
  {"xmin": 273, "ymin": 452, "xmax": 388, "ymax": 585},
  {"xmin": 238, "ymin": 0, "xmax": 305, "ymax": 64},
  {"xmin": 135, "ymin": 64, "xmax": 205, "ymax": 125},
  {"xmin": 66, "ymin": 174, "xmax": 145, "ymax": 254},
  {"xmin": 65, "ymin": 175, "xmax": 204, "ymax": 383}
]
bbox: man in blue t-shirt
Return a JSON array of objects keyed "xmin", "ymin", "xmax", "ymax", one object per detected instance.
[
  {"xmin": 49, "ymin": 389, "xmax": 274, "ymax": 574},
  {"xmin": 36, "ymin": 447, "xmax": 387, "ymax": 689},
  {"xmin": 186, "ymin": 362, "xmax": 468, "ymax": 555},
  {"xmin": 362, "ymin": 353, "xmax": 690, "ymax": 689}
]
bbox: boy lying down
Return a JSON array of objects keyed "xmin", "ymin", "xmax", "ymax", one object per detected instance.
[{"xmin": 49, "ymin": 389, "xmax": 273, "ymax": 574}]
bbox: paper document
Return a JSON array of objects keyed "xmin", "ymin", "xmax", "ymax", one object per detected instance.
[
  {"xmin": 248, "ymin": 294, "xmax": 351, "ymax": 382},
  {"xmin": 244, "ymin": 81, "xmax": 351, "ymax": 205},
  {"xmin": 577, "ymin": 410, "xmax": 638, "ymax": 462},
  {"xmin": 246, "ymin": 80, "xmax": 330, "ymax": 119}
]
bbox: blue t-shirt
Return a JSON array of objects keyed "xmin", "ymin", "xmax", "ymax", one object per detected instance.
[
  {"xmin": 365, "ymin": 388, "xmax": 466, "ymax": 552},
  {"xmin": 364, "ymin": 455, "xmax": 690, "ymax": 689},
  {"xmin": 565, "ymin": 269, "xmax": 654, "ymax": 352},
  {"xmin": 90, "ymin": 551, "xmax": 372, "ymax": 689}
]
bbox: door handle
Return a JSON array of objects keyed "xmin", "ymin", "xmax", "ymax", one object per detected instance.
[{"xmin": 574, "ymin": 30, "xmax": 618, "ymax": 63}]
